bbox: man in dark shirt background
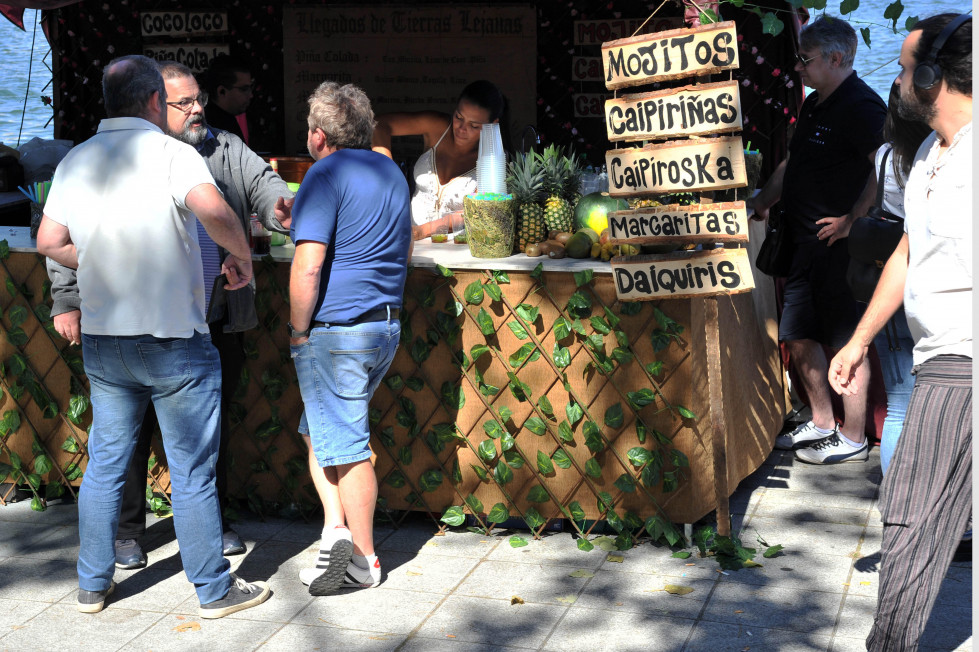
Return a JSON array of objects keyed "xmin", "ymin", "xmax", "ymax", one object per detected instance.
[
  {"xmin": 204, "ymin": 54, "xmax": 254, "ymax": 146},
  {"xmin": 751, "ymin": 16, "xmax": 886, "ymax": 464}
]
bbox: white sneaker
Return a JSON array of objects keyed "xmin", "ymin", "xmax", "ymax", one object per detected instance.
[
  {"xmin": 795, "ymin": 433, "xmax": 868, "ymax": 464},
  {"xmin": 774, "ymin": 420, "xmax": 835, "ymax": 450},
  {"xmin": 299, "ymin": 526, "xmax": 354, "ymax": 596},
  {"xmin": 341, "ymin": 557, "xmax": 382, "ymax": 588}
]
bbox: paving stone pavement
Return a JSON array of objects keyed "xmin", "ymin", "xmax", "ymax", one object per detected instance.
[{"xmin": 0, "ymin": 446, "xmax": 971, "ymax": 652}]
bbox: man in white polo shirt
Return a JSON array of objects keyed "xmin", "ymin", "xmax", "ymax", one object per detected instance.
[{"xmin": 36, "ymin": 54, "xmax": 271, "ymax": 619}]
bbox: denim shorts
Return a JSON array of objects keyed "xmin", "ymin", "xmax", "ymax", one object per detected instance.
[{"xmin": 291, "ymin": 319, "xmax": 401, "ymax": 467}]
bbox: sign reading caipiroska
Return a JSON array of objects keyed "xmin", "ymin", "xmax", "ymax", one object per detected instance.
[
  {"xmin": 608, "ymin": 201, "xmax": 748, "ymax": 245},
  {"xmin": 611, "ymin": 248, "xmax": 754, "ymax": 301},
  {"xmin": 605, "ymin": 80, "xmax": 742, "ymax": 142},
  {"xmin": 602, "ymin": 21, "xmax": 738, "ymax": 90},
  {"xmin": 606, "ymin": 136, "xmax": 746, "ymax": 197}
]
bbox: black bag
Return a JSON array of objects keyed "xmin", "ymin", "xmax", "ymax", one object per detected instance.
[
  {"xmin": 755, "ymin": 205, "xmax": 795, "ymax": 277},
  {"xmin": 846, "ymin": 148, "xmax": 905, "ymax": 302}
]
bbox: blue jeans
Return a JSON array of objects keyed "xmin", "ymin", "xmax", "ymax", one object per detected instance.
[
  {"xmin": 874, "ymin": 308, "xmax": 915, "ymax": 475},
  {"xmin": 79, "ymin": 332, "xmax": 230, "ymax": 604},
  {"xmin": 292, "ymin": 319, "xmax": 401, "ymax": 467}
]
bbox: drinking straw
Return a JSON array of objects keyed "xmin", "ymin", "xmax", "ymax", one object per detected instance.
[{"xmin": 17, "ymin": 185, "xmax": 36, "ymax": 203}]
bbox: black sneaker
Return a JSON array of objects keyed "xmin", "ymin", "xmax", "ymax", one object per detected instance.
[
  {"xmin": 114, "ymin": 539, "xmax": 147, "ymax": 569},
  {"xmin": 199, "ymin": 573, "xmax": 271, "ymax": 619},
  {"xmin": 77, "ymin": 581, "xmax": 115, "ymax": 613}
]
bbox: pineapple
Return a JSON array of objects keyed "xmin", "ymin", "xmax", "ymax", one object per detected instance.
[
  {"xmin": 561, "ymin": 147, "xmax": 584, "ymax": 208},
  {"xmin": 541, "ymin": 144, "xmax": 575, "ymax": 233},
  {"xmin": 506, "ymin": 151, "xmax": 547, "ymax": 253}
]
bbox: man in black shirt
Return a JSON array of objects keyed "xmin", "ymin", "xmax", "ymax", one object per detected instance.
[
  {"xmin": 203, "ymin": 55, "xmax": 254, "ymax": 145},
  {"xmin": 751, "ymin": 16, "xmax": 886, "ymax": 464}
]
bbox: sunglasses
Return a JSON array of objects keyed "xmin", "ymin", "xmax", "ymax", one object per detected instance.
[
  {"xmin": 166, "ymin": 93, "xmax": 208, "ymax": 112},
  {"xmin": 795, "ymin": 52, "xmax": 819, "ymax": 67}
]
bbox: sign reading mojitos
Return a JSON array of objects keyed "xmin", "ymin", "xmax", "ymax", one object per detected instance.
[{"xmin": 601, "ymin": 21, "xmax": 739, "ymax": 90}]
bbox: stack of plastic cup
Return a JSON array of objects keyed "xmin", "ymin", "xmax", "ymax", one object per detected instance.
[{"xmin": 476, "ymin": 123, "xmax": 506, "ymax": 194}]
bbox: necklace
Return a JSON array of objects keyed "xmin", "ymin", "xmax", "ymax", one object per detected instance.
[{"xmin": 924, "ymin": 122, "xmax": 971, "ymax": 197}]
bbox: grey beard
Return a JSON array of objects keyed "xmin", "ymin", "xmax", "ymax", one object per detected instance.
[{"xmin": 172, "ymin": 119, "xmax": 207, "ymax": 146}]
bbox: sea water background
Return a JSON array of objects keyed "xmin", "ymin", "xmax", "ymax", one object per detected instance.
[{"xmin": 0, "ymin": 2, "xmax": 970, "ymax": 147}]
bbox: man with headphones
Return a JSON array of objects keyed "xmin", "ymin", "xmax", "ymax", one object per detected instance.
[{"xmin": 828, "ymin": 13, "xmax": 972, "ymax": 651}]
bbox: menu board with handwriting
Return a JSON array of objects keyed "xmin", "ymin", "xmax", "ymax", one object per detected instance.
[{"xmin": 282, "ymin": 5, "xmax": 536, "ymax": 153}]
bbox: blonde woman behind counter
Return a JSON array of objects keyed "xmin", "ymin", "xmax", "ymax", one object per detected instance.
[{"xmin": 372, "ymin": 80, "xmax": 507, "ymax": 240}]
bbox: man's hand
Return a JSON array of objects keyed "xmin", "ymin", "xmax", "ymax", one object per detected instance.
[
  {"xmin": 815, "ymin": 214, "xmax": 854, "ymax": 246},
  {"xmin": 746, "ymin": 196, "xmax": 769, "ymax": 222},
  {"xmin": 274, "ymin": 196, "xmax": 294, "ymax": 230},
  {"xmin": 221, "ymin": 254, "xmax": 254, "ymax": 290},
  {"xmin": 828, "ymin": 340, "xmax": 868, "ymax": 396},
  {"xmin": 53, "ymin": 309, "xmax": 81, "ymax": 345}
]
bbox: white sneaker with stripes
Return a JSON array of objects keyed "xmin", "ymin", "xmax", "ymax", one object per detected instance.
[
  {"xmin": 299, "ymin": 525, "xmax": 354, "ymax": 596},
  {"xmin": 341, "ymin": 556, "xmax": 382, "ymax": 588}
]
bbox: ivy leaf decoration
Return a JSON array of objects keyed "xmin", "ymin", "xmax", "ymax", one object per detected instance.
[
  {"xmin": 676, "ymin": 405, "xmax": 696, "ymax": 419},
  {"xmin": 507, "ymin": 320, "xmax": 530, "ymax": 340},
  {"xmin": 7, "ymin": 305, "xmax": 28, "ymax": 327},
  {"xmin": 524, "ymin": 416, "xmax": 547, "ymax": 436},
  {"xmin": 527, "ymin": 485, "xmax": 550, "ymax": 503},
  {"xmin": 500, "ymin": 432, "xmax": 516, "ymax": 452},
  {"xmin": 484, "ymin": 282, "xmax": 503, "ymax": 302},
  {"xmin": 61, "ymin": 436, "xmax": 80, "ymax": 454},
  {"xmin": 493, "ymin": 460, "xmax": 514, "ymax": 485},
  {"xmin": 573, "ymin": 269, "xmax": 594, "ymax": 287},
  {"xmin": 524, "ymin": 507, "xmax": 545, "ymax": 529},
  {"xmin": 537, "ymin": 396, "xmax": 554, "ymax": 418},
  {"xmin": 613, "ymin": 473, "xmax": 637, "ymax": 493},
  {"xmin": 471, "ymin": 464, "xmax": 489, "ymax": 482},
  {"xmin": 558, "ymin": 420, "xmax": 574, "ymax": 443},
  {"xmin": 435, "ymin": 264, "xmax": 454, "ymax": 277},
  {"xmin": 551, "ymin": 449, "xmax": 573, "ymax": 469},
  {"xmin": 464, "ymin": 493, "xmax": 484, "ymax": 514},
  {"xmin": 583, "ymin": 420, "xmax": 604, "ymax": 452},
  {"xmin": 537, "ymin": 450, "xmax": 555, "ymax": 474},
  {"xmin": 508, "ymin": 342, "xmax": 539, "ymax": 368},
  {"xmin": 584, "ymin": 457, "xmax": 602, "ymax": 479},
  {"xmin": 530, "ymin": 262, "xmax": 544, "ymax": 280},
  {"xmin": 589, "ymin": 316, "xmax": 611, "ymax": 335},
  {"xmin": 419, "ymin": 469, "xmax": 444, "ymax": 493},
  {"xmin": 628, "ymin": 447, "xmax": 653, "ymax": 467},
  {"xmin": 464, "ymin": 281, "xmax": 485, "ymax": 305},
  {"xmin": 883, "ymin": 0, "xmax": 904, "ymax": 30},
  {"xmin": 565, "ymin": 401, "xmax": 583, "ymax": 426},
  {"xmin": 441, "ymin": 505, "xmax": 466, "ymax": 527},
  {"xmin": 488, "ymin": 502, "xmax": 509, "ymax": 523},
  {"xmin": 566, "ymin": 291, "xmax": 592, "ymax": 318},
  {"xmin": 483, "ymin": 420, "xmax": 505, "ymax": 439},
  {"xmin": 604, "ymin": 403, "xmax": 624, "ymax": 429},
  {"xmin": 477, "ymin": 439, "xmax": 497, "ymax": 463},
  {"xmin": 441, "ymin": 382, "xmax": 466, "ymax": 409},
  {"xmin": 67, "ymin": 394, "xmax": 90, "ymax": 425},
  {"xmin": 515, "ymin": 303, "xmax": 540, "ymax": 325},
  {"xmin": 553, "ymin": 316, "xmax": 572, "ymax": 341},
  {"xmin": 475, "ymin": 308, "xmax": 495, "ymax": 336},
  {"xmin": 503, "ymin": 449, "xmax": 524, "ymax": 468},
  {"xmin": 671, "ymin": 449, "xmax": 690, "ymax": 468},
  {"xmin": 552, "ymin": 343, "xmax": 571, "ymax": 369},
  {"xmin": 627, "ymin": 388, "xmax": 657, "ymax": 410}
]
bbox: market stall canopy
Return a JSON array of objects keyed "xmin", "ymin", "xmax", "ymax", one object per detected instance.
[{"xmin": 0, "ymin": 0, "xmax": 80, "ymax": 30}]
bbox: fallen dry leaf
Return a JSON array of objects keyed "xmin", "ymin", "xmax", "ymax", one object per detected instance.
[
  {"xmin": 860, "ymin": 581, "xmax": 872, "ymax": 585},
  {"xmin": 606, "ymin": 554, "xmax": 624, "ymax": 563},
  {"xmin": 685, "ymin": 563, "xmax": 696, "ymax": 566},
  {"xmin": 446, "ymin": 634, "xmax": 456, "ymax": 638},
  {"xmin": 173, "ymin": 622, "xmax": 201, "ymax": 633},
  {"xmin": 406, "ymin": 570, "xmax": 423, "ymax": 576},
  {"xmin": 734, "ymin": 610, "xmax": 744, "ymax": 614},
  {"xmin": 511, "ymin": 596, "xmax": 525, "ymax": 605},
  {"xmin": 556, "ymin": 595, "xmax": 577, "ymax": 604},
  {"xmin": 664, "ymin": 584, "xmax": 694, "ymax": 595},
  {"xmin": 569, "ymin": 569, "xmax": 595, "ymax": 578}
]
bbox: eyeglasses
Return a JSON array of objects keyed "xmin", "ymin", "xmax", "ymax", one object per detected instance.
[
  {"xmin": 231, "ymin": 84, "xmax": 253, "ymax": 93},
  {"xmin": 166, "ymin": 93, "xmax": 208, "ymax": 111},
  {"xmin": 795, "ymin": 52, "xmax": 819, "ymax": 67}
]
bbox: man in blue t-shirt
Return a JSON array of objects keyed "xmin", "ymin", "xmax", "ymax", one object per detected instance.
[{"xmin": 288, "ymin": 82, "xmax": 412, "ymax": 596}]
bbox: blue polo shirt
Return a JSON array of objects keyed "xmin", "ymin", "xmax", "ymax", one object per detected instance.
[{"xmin": 290, "ymin": 148, "xmax": 412, "ymax": 324}]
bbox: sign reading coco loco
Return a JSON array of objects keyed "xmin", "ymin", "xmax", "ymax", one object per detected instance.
[
  {"xmin": 602, "ymin": 21, "xmax": 738, "ymax": 90},
  {"xmin": 605, "ymin": 80, "xmax": 742, "ymax": 142},
  {"xmin": 608, "ymin": 201, "xmax": 748, "ymax": 245},
  {"xmin": 140, "ymin": 12, "xmax": 228, "ymax": 37},
  {"xmin": 606, "ymin": 136, "xmax": 746, "ymax": 197},
  {"xmin": 611, "ymin": 248, "xmax": 754, "ymax": 300}
]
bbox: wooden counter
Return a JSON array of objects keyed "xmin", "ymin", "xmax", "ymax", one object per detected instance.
[{"xmin": 0, "ymin": 227, "xmax": 787, "ymax": 535}]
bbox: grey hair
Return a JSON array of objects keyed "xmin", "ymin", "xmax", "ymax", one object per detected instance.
[
  {"xmin": 103, "ymin": 55, "xmax": 166, "ymax": 118},
  {"xmin": 306, "ymin": 82, "xmax": 376, "ymax": 150},
  {"xmin": 157, "ymin": 60, "xmax": 196, "ymax": 82},
  {"xmin": 800, "ymin": 15, "xmax": 858, "ymax": 69}
]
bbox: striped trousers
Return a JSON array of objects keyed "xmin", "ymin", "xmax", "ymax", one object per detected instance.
[{"xmin": 867, "ymin": 355, "xmax": 972, "ymax": 652}]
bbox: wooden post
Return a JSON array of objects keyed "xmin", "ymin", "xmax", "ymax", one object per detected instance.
[{"xmin": 705, "ymin": 296, "xmax": 731, "ymax": 536}]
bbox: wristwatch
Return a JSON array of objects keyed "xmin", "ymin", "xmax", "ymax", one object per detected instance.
[{"xmin": 288, "ymin": 321, "xmax": 311, "ymax": 338}]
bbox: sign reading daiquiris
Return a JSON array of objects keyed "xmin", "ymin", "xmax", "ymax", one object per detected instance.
[
  {"xmin": 602, "ymin": 21, "xmax": 739, "ymax": 90},
  {"xmin": 611, "ymin": 248, "xmax": 754, "ymax": 301}
]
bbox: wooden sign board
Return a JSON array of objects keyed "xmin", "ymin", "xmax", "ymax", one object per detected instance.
[
  {"xmin": 144, "ymin": 43, "xmax": 230, "ymax": 72},
  {"xmin": 606, "ymin": 136, "xmax": 746, "ymax": 197},
  {"xmin": 140, "ymin": 12, "xmax": 228, "ymax": 37},
  {"xmin": 608, "ymin": 201, "xmax": 748, "ymax": 245},
  {"xmin": 605, "ymin": 80, "xmax": 742, "ymax": 142},
  {"xmin": 602, "ymin": 21, "xmax": 739, "ymax": 90},
  {"xmin": 611, "ymin": 248, "xmax": 755, "ymax": 301}
]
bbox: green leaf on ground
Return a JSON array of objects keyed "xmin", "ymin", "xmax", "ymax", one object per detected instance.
[
  {"xmin": 671, "ymin": 551, "xmax": 692, "ymax": 559},
  {"xmin": 763, "ymin": 544, "xmax": 785, "ymax": 558},
  {"xmin": 664, "ymin": 584, "xmax": 694, "ymax": 595},
  {"xmin": 569, "ymin": 569, "xmax": 594, "ymax": 578},
  {"xmin": 576, "ymin": 538, "xmax": 595, "ymax": 552},
  {"xmin": 593, "ymin": 536, "xmax": 617, "ymax": 551},
  {"xmin": 509, "ymin": 535, "xmax": 528, "ymax": 548}
]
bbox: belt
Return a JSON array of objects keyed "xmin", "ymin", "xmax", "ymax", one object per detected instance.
[{"xmin": 312, "ymin": 306, "xmax": 399, "ymax": 329}]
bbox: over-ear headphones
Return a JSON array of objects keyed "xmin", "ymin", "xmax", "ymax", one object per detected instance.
[{"xmin": 913, "ymin": 14, "xmax": 971, "ymax": 90}]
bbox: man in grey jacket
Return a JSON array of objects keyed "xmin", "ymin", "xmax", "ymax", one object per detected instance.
[{"xmin": 45, "ymin": 61, "xmax": 294, "ymax": 566}]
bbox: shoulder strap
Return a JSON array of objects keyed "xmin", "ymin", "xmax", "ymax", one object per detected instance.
[{"xmin": 874, "ymin": 147, "xmax": 891, "ymax": 208}]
